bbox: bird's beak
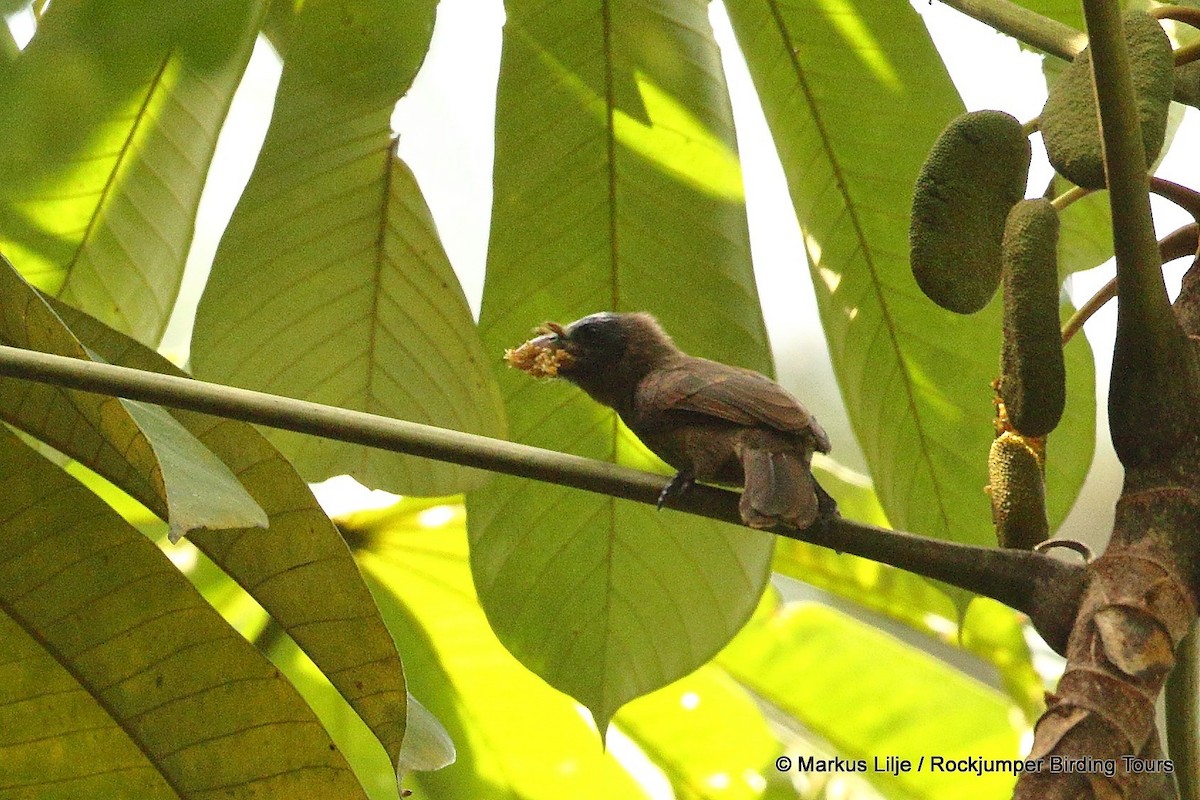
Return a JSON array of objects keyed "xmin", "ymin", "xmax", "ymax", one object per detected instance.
[
  {"xmin": 504, "ymin": 322, "xmax": 576, "ymax": 378},
  {"xmin": 529, "ymin": 321, "xmax": 569, "ymax": 351},
  {"xmin": 529, "ymin": 333, "xmax": 563, "ymax": 351}
]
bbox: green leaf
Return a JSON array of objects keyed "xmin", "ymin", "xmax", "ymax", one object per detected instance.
[
  {"xmin": 261, "ymin": 630, "xmax": 453, "ymax": 800},
  {"xmin": 354, "ymin": 502, "xmax": 652, "ymax": 800},
  {"xmin": 473, "ymin": 0, "xmax": 774, "ymax": 730},
  {"xmin": 779, "ymin": 462, "xmax": 1046, "ymax": 719},
  {"xmin": 0, "ymin": 425, "xmax": 367, "ymax": 799},
  {"xmin": 961, "ymin": 599, "xmax": 1046, "ymax": 722},
  {"xmin": 773, "ymin": 539, "xmax": 958, "ymax": 634},
  {"xmin": 719, "ymin": 602, "xmax": 1024, "ymax": 800},
  {"xmin": 1054, "ymin": 183, "xmax": 1114, "ymax": 276},
  {"xmin": 778, "ymin": 460, "xmax": 958, "ymax": 626},
  {"xmin": 0, "ymin": 20, "xmax": 18, "ymax": 63},
  {"xmin": 191, "ymin": 0, "xmax": 503, "ymax": 495},
  {"xmin": 615, "ymin": 666, "xmax": 778, "ymax": 800},
  {"xmin": 1012, "ymin": 0, "xmax": 1084, "ymax": 32},
  {"xmin": 1047, "ymin": 298, "xmax": 1095, "ymax": 531},
  {"xmin": 50, "ymin": 297, "xmax": 412, "ymax": 776},
  {"xmin": 0, "ymin": 0, "xmax": 262, "ymax": 343},
  {"xmin": 727, "ymin": 0, "xmax": 1020, "ymax": 548},
  {"xmin": 0, "ymin": 254, "xmax": 267, "ymax": 540},
  {"xmin": 121, "ymin": 398, "xmax": 270, "ymax": 543},
  {"xmin": 812, "ymin": 457, "xmax": 890, "ymax": 527}
]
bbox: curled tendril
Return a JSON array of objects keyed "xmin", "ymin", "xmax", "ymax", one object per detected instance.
[{"xmin": 1034, "ymin": 538, "xmax": 1095, "ymax": 562}]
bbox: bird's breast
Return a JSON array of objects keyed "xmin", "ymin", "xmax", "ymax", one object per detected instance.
[{"xmin": 626, "ymin": 409, "xmax": 746, "ymax": 484}]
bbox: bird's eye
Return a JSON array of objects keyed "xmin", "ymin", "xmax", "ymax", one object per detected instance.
[{"xmin": 572, "ymin": 323, "xmax": 600, "ymax": 343}]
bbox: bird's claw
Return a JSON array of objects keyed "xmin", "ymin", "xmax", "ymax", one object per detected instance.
[{"xmin": 656, "ymin": 472, "xmax": 694, "ymax": 510}]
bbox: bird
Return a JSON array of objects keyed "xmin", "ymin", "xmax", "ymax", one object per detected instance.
[{"xmin": 505, "ymin": 311, "xmax": 835, "ymax": 530}]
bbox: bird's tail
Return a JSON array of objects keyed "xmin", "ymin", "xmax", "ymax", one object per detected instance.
[{"xmin": 738, "ymin": 448, "xmax": 820, "ymax": 530}]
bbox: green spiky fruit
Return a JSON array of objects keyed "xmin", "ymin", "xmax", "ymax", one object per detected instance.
[
  {"xmin": 999, "ymin": 199, "xmax": 1065, "ymax": 438},
  {"xmin": 1041, "ymin": 11, "xmax": 1173, "ymax": 189},
  {"xmin": 910, "ymin": 110, "xmax": 1031, "ymax": 314},
  {"xmin": 988, "ymin": 431, "xmax": 1049, "ymax": 550}
]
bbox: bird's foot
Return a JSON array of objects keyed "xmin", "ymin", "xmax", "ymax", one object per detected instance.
[
  {"xmin": 815, "ymin": 481, "xmax": 840, "ymax": 522},
  {"xmin": 656, "ymin": 472, "xmax": 695, "ymax": 510}
]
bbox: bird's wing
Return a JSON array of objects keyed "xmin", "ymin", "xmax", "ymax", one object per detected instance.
[{"xmin": 639, "ymin": 360, "xmax": 831, "ymax": 452}]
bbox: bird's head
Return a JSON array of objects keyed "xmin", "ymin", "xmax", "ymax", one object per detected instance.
[{"xmin": 506, "ymin": 312, "xmax": 680, "ymax": 408}]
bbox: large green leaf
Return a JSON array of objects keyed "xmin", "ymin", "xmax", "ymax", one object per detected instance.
[
  {"xmin": 1012, "ymin": 0, "xmax": 1084, "ymax": 32},
  {"xmin": 776, "ymin": 460, "xmax": 958, "ymax": 628},
  {"xmin": 725, "ymin": 0, "xmax": 1093, "ymax": 548},
  {"xmin": 260, "ymin": 631, "xmax": 454, "ymax": 800},
  {"xmin": 191, "ymin": 0, "xmax": 504, "ymax": 495},
  {"xmin": 961, "ymin": 598, "xmax": 1046, "ymax": 722},
  {"xmin": 1055, "ymin": 185, "xmax": 1114, "ymax": 276},
  {"xmin": 472, "ymin": 0, "xmax": 775, "ymax": 730},
  {"xmin": 0, "ymin": 254, "xmax": 267, "ymax": 540},
  {"xmin": 719, "ymin": 602, "xmax": 1023, "ymax": 800},
  {"xmin": 51, "ymin": 297, "xmax": 412, "ymax": 777},
  {"xmin": 779, "ymin": 462, "xmax": 1046, "ymax": 720},
  {"xmin": 0, "ymin": 425, "xmax": 367, "ymax": 799},
  {"xmin": 351, "ymin": 501, "xmax": 652, "ymax": 800},
  {"xmin": 615, "ymin": 664, "xmax": 780, "ymax": 800},
  {"xmin": 1046, "ymin": 299, "xmax": 1095, "ymax": 530},
  {"xmin": 0, "ymin": 0, "xmax": 262, "ymax": 343}
]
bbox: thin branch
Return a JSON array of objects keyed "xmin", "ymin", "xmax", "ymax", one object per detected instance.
[
  {"xmin": 1152, "ymin": 176, "xmax": 1200, "ymax": 222},
  {"xmin": 937, "ymin": 0, "xmax": 1085, "ymax": 60},
  {"xmin": 1061, "ymin": 223, "xmax": 1199, "ymax": 346},
  {"xmin": 0, "ymin": 344, "xmax": 1086, "ymax": 652},
  {"xmin": 1151, "ymin": 4, "xmax": 1200, "ymax": 30},
  {"xmin": 1175, "ymin": 39, "xmax": 1200, "ymax": 68}
]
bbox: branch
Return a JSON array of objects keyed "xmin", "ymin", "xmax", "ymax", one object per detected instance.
[
  {"xmin": 937, "ymin": 0, "xmax": 1085, "ymax": 60},
  {"xmin": 0, "ymin": 344, "xmax": 1086, "ymax": 652},
  {"xmin": 1014, "ymin": 6, "xmax": 1200, "ymax": 795}
]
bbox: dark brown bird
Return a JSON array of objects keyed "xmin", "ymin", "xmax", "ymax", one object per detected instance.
[{"xmin": 507, "ymin": 312, "xmax": 835, "ymax": 529}]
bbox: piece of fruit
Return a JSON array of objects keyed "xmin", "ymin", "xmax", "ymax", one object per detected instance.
[
  {"xmin": 1041, "ymin": 11, "xmax": 1173, "ymax": 189},
  {"xmin": 998, "ymin": 199, "xmax": 1065, "ymax": 438},
  {"xmin": 910, "ymin": 110, "xmax": 1031, "ymax": 314},
  {"xmin": 988, "ymin": 431, "xmax": 1049, "ymax": 550}
]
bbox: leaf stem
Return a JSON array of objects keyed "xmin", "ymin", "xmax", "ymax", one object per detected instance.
[
  {"xmin": 936, "ymin": 0, "xmax": 1085, "ymax": 60},
  {"xmin": 1049, "ymin": 184, "xmax": 1091, "ymax": 211},
  {"xmin": 0, "ymin": 343, "xmax": 1086, "ymax": 653},
  {"xmin": 1151, "ymin": 2, "xmax": 1200, "ymax": 67}
]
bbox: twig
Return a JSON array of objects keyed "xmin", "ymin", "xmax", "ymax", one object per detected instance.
[
  {"xmin": 0, "ymin": 343, "xmax": 1086, "ymax": 653},
  {"xmin": 1152, "ymin": 176, "xmax": 1200, "ymax": 221},
  {"xmin": 1061, "ymin": 223, "xmax": 1199, "ymax": 345},
  {"xmin": 1151, "ymin": 4, "xmax": 1200, "ymax": 29}
]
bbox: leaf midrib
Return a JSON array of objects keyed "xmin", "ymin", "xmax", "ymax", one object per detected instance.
[{"xmin": 764, "ymin": 0, "xmax": 951, "ymax": 532}]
